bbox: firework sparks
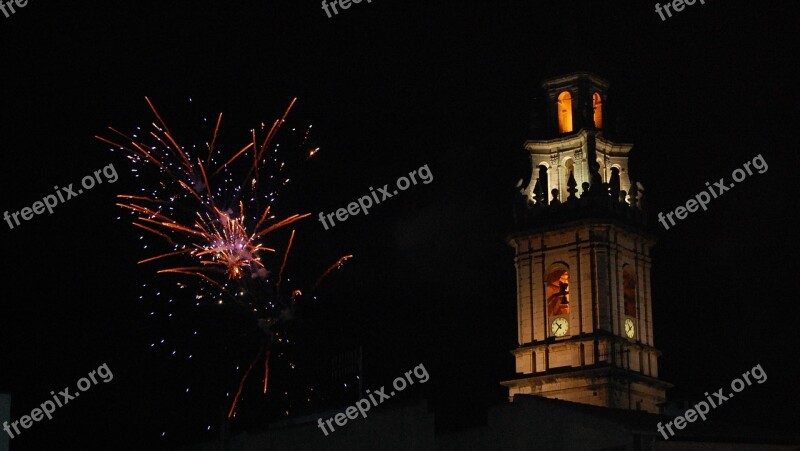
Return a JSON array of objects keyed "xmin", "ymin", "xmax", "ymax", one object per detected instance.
[
  {"xmin": 97, "ymin": 98, "xmax": 345, "ymax": 298},
  {"xmin": 99, "ymin": 98, "xmax": 352, "ymax": 424},
  {"xmin": 99, "ymin": 97, "xmax": 309, "ymax": 288}
]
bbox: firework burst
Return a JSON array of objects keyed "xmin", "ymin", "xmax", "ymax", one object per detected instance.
[{"xmin": 98, "ymin": 97, "xmax": 351, "ymax": 423}]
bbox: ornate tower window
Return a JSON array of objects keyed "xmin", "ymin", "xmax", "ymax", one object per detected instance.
[
  {"xmin": 593, "ymin": 92, "xmax": 603, "ymax": 129},
  {"xmin": 563, "ymin": 158, "xmax": 575, "ymax": 201},
  {"xmin": 623, "ymin": 267, "xmax": 637, "ymax": 318},
  {"xmin": 557, "ymin": 91, "xmax": 573, "ymax": 134},
  {"xmin": 530, "ymin": 164, "xmax": 549, "ymax": 205},
  {"xmin": 546, "ymin": 266, "xmax": 570, "ymax": 317},
  {"xmin": 564, "ymin": 158, "xmax": 574, "ymax": 174}
]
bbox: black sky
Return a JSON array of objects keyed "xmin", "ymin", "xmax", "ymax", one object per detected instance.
[{"xmin": 1, "ymin": 1, "xmax": 799, "ymax": 449}]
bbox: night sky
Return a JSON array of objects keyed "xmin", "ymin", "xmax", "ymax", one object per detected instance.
[{"xmin": 1, "ymin": 1, "xmax": 799, "ymax": 449}]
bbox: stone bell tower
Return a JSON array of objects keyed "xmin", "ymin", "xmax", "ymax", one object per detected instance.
[{"xmin": 501, "ymin": 72, "xmax": 670, "ymax": 413}]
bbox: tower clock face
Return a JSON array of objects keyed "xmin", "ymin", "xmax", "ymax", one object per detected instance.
[
  {"xmin": 551, "ymin": 317, "xmax": 569, "ymax": 337},
  {"xmin": 624, "ymin": 318, "xmax": 635, "ymax": 338}
]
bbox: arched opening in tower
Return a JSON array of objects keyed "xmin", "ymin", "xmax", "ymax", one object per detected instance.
[
  {"xmin": 557, "ymin": 91, "xmax": 573, "ymax": 134},
  {"xmin": 546, "ymin": 268, "xmax": 570, "ymax": 316},
  {"xmin": 593, "ymin": 92, "xmax": 603, "ymax": 129}
]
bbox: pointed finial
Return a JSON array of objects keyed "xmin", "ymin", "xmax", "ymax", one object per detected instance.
[{"xmin": 567, "ymin": 170, "xmax": 578, "ymax": 201}]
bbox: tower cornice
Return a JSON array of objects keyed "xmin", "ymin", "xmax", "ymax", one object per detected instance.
[
  {"xmin": 510, "ymin": 332, "xmax": 662, "ymax": 356},
  {"xmin": 541, "ymin": 72, "xmax": 609, "ymax": 92},
  {"xmin": 501, "ymin": 366, "xmax": 673, "ymax": 391},
  {"xmin": 507, "ymin": 218, "xmax": 659, "ymax": 249}
]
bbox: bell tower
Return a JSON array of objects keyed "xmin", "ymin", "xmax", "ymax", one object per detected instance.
[{"xmin": 501, "ymin": 72, "xmax": 670, "ymax": 413}]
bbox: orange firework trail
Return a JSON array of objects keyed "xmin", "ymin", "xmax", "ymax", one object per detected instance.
[
  {"xmin": 228, "ymin": 344, "xmax": 265, "ymax": 419},
  {"xmin": 312, "ymin": 254, "xmax": 354, "ymax": 292},
  {"xmin": 100, "ymin": 97, "xmax": 352, "ymax": 421},
  {"xmin": 263, "ymin": 350, "xmax": 271, "ymax": 394}
]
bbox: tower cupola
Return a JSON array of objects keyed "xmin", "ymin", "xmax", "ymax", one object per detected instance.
[{"xmin": 519, "ymin": 72, "xmax": 645, "ymax": 225}]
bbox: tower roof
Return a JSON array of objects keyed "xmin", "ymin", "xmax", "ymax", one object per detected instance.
[{"xmin": 541, "ymin": 72, "xmax": 609, "ymax": 91}]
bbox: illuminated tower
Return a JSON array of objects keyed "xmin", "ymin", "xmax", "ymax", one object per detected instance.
[{"xmin": 501, "ymin": 73, "xmax": 669, "ymax": 413}]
